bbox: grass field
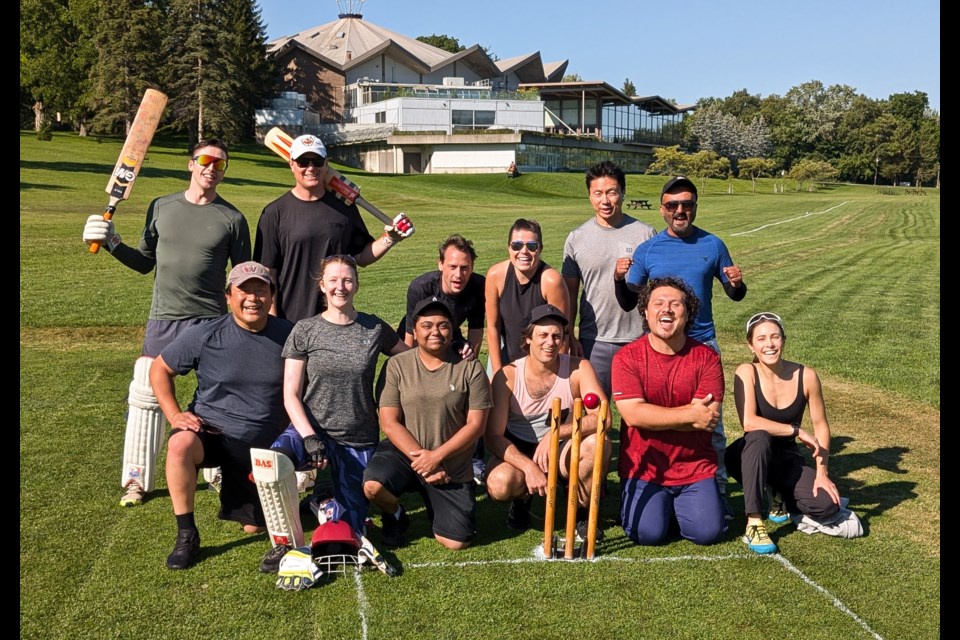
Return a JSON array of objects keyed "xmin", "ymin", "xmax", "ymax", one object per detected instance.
[{"xmin": 20, "ymin": 131, "xmax": 940, "ymax": 640}]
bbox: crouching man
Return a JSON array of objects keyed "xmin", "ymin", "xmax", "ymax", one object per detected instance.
[
  {"xmin": 150, "ymin": 262, "xmax": 293, "ymax": 569},
  {"xmin": 484, "ymin": 304, "xmax": 610, "ymax": 535}
]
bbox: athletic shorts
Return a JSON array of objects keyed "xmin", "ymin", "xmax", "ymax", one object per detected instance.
[
  {"xmin": 143, "ymin": 317, "xmax": 215, "ymax": 357},
  {"xmin": 170, "ymin": 426, "xmax": 277, "ymax": 527},
  {"xmin": 504, "ymin": 430, "xmax": 571, "ymax": 480},
  {"xmin": 270, "ymin": 426, "xmax": 375, "ymax": 534},
  {"xmin": 363, "ymin": 439, "xmax": 476, "ymax": 543}
]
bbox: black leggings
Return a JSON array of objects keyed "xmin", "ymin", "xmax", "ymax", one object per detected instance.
[{"xmin": 725, "ymin": 431, "xmax": 839, "ymax": 521}]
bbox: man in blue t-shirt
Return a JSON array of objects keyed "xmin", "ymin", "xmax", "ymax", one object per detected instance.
[
  {"xmin": 150, "ymin": 261, "xmax": 293, "ymax": 570},
  {"xmin": 615, "ymin": 176, "xmax": 747, "ymax": 510}
]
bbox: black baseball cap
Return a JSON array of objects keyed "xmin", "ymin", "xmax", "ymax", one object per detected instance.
[
  {"xmin": 527, "ymin": 304, "xmax": 568, "ymax": 327},
  {"xmin": 412, "ymin": 295, "xmax": 454, "ymax": 320},
  {"xmin": 660, "ymin": 176, "xmax": 698, "ymax": 201}
]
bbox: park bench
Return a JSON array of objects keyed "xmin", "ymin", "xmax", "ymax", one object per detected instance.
[{"xmin": 627, "ymin": 199, "xmax": 652, "ymax": 209}]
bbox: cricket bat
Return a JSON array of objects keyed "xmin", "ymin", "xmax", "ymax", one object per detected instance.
[
  {"xmin": 263, "ymin": 127, "xmax": 411, "ymax": 233},
  {"xmin": 89, "ymin": 88, "xmax": 168, "ymax": 253}
]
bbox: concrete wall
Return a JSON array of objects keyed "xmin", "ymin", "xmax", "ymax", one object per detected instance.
[{"xmin": 427, "ymin": 144, "xmax": 516, "ymax": 174}]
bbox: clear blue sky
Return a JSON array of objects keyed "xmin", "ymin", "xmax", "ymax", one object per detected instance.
[{"xmin": 259, "ymin": 0, "xmax": 940, "ymax": 112}]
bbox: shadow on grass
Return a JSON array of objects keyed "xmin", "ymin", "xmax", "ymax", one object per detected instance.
[{"xmin": 19, "ymin": 160, "xmax": 289, "ymax": 190}]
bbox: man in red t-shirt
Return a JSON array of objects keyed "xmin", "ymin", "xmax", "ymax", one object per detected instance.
[{"xmin": 611, "ymin": 276, "xmax": 727, "ymax": 545}]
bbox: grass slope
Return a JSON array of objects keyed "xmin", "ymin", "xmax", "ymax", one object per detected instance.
[{"xmin": 20, "ymin": 132, "xmax": 939, "ymax": 640}]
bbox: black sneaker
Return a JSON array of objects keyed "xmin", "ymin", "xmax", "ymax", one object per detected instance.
[
  {"xmin": 380, "ymin": 505, "xmax": 409, "ymax": 548},
  {"xmin": 166, "ymin": 529, "xmax": 200, "ymax": 570},
  {"xmin": 575, "ymin": 520, "xmax": 605, "ymax": 544},
  {"xmin": 258, "ymin": 544, "xmax": 290, "ymax": 574},
  {"xmin": 506, "ymin": 497, "xmax": 532, "ymax": 530}
]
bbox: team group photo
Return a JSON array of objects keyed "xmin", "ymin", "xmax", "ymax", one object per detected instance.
[{"xmin": 21, "ymin": 1, "xmax": 938, "ymax": 638}]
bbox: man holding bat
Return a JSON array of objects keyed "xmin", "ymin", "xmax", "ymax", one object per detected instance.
[
  {"xmin": 83, "ymin": 138, "xmax": 252, "ymax": 508},
  {"xmin": 253, "ymin": 135, "xmax": 413, "ymax": 323}
]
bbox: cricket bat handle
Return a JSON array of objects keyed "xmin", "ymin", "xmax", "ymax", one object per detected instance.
[{"xmin": 88, "ymin": 202, "xmax": 119, "ymax": 254}]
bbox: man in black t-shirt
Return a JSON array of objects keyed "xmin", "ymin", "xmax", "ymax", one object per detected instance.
[
  {"xmin": 399, "ymin": 234, "xmax": 485, "ymax": 359},
  {"xmin": 253, "ymin": 134, "xmax": 413, "ymax": 323}
]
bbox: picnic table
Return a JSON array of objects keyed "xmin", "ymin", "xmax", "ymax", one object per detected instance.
[{"xmin": 627, "ymin": 199, "xmax": 652, "ymax": 210}]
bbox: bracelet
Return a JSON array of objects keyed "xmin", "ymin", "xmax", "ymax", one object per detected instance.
[{"xmin": 791, "ymin": 423, "xmax": 801, "ymax": 438}]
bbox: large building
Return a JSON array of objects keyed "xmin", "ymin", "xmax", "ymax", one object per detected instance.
[{"xmin": 257, "ymin": 7, "xmax": 691, "ymax": 174}]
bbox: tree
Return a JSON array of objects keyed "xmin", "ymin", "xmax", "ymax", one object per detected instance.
[
  {"xmin": 788, "ymin": 158, "xmax": 837, "ymax": 191},
  {"xmin": 20, "ymin": 0, "xmax": 96, "ymax": 132},
  {"xmin": 689, "ymin": 104, "xmax": 770, "ymax": 172},
  {"xmin": 686, "ymin": 150, "xmax": 729, "ymax": 191},
  {"xmin": 86, "ymin": 0, "xmax": 164, "ymax": 135},
  {"xmin": 416, "ymin": 34, "xmax": 464, "ymax": 53},
  {"xmin": 622, "ymin": 78, "xmax": 636, "ymax": 97},
  {"xmin": 646, "ymin": 145, "xmax": 688, "ymax": 176},
  {"xmin": 562, "ymin": 73, "xmax": 583, "ymax": 82},
  {"xmin": 738, "ymin": 157, "xmax": 777, "ymax": 192},
  {"xmin": 162, "ymin": 0, "xmax": 275, "ymax": 145}
]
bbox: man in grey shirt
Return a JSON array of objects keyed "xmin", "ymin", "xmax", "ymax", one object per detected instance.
[
  {"xmin": 562, "ymin": 160, "xmax": 656, "ymax": 397},
  {"xmin": 82, "ymin": 138, "xmax": 251, "ymax": 508}
]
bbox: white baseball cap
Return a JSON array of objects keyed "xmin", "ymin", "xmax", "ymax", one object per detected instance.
[{"xmin": 289, "ymin": 135, "xmax": 327, "ymax": 160}]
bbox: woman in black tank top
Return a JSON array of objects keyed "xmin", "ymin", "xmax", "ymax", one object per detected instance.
[{"xmin": 725, "ymin": 312, "xmax": 843, "ymax": 554}]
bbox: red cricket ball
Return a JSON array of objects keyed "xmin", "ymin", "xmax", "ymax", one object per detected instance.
[{"xmin": 583, "ymin": 393, "xmax": 600, "ymax": 409}]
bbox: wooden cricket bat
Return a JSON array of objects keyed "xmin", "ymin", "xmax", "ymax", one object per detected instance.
[
  {"xmin": 89, "ymin": 88, "xmax": 168, "ymax": 253},
  {"xmin": 262, "ymin": 127, "xmax": 404, "ymax": 230}
]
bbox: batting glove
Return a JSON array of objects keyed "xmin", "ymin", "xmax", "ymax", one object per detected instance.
[
  {"xmin": 304, "ymin": 434, "xmax": 327, "ymax": 467},
  {"xmin": 384, "ymin": 212, "xmax": 415, "ymax": 243},
  {"xmin": 275, "ymin": 546, "xmax": 322, "ymax": 591},
  {"xmin": 83, "ymin": 215, "xmax": 122, "ymax": 252}
]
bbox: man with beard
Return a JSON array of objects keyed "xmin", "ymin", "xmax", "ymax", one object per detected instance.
[
  {"xmin": 617, "ymin": 176, "xmax": 747, "ymax": 512},
  {"xmin": 611, "ymin": 277, "xmax": 727, "ymax": 546}
]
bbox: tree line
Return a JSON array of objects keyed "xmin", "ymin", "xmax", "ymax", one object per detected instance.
[
  {"xmin": 676, "ymin": 82, "xmax": 940, "ymax": 188},
  {"xmin": 20, "ymin": 0, "xmax": 277, "ymax": 146},
  {"xmin": 22, "ymin": 10, "xmax": 940, "ymax": 187}
]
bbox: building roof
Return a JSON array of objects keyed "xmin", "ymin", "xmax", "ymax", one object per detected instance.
[{"xmin": 269, "ymin": 15, "xmax": 501, "ymax": 76}]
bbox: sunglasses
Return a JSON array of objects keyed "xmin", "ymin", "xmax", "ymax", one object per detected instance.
[
  {"xmin": 294, "ymin": 156, "xmax": 326, "ymax": 168},
  {"xmin": 509, "ymin": 240, "xmax": 540, "ymax": 252},
  {"xmin": 746, "ymin": 312, "xmax": 782, "ymax": 333},
  {"xmin": 661, "ymin": 199, "xmax": 697, "ymax": 212},
  {"xmin": 192, "ymin": 154, "xmax": 228, "ymax": 171}
]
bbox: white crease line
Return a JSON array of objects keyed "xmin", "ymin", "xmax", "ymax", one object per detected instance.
[
  {"xmin": 402, "ymin": 551, "xmax": 884, "ymax": 638},
  {"xmin": 730, "ymin": 202, "xmax": 848, "ymax": 236},
  {"xmin": 772, "ymin": 554, "xmax": 884, "ymax": 640},
  {"xmin": 408, "ymin": 551, "xmax": 752, "ymax": 569},
  {"xmin": 352, "ymin": 569, "xmax": 370, "ymax": 640}
]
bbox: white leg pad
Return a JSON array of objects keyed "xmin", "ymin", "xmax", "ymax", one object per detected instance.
[
  {"xmin": 202, "ymin": 468, "xmax": 220, "ymax": 484},
  {"xmin": 120, "ymin": 357, "xmax": 166, "ymax": 492},
  {"xmin": 251, "ymin": 448, "xmax": 304, "ymax": 548}
]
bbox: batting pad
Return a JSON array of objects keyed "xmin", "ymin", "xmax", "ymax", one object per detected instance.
[
  {"xmin": 251, "ymin": 448, "xmax": 304, "ymax": 548},
  {"xmin": 120, "ymin": 357, "xmax": 166, "ymax": 492}
]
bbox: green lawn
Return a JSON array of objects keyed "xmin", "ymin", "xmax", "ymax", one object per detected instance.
[{"xmin": 20, "ymin": 132, "xmax": 939, "ymax": 640}]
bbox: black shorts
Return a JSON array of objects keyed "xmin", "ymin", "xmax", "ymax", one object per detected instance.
[
  {"xmin": 363, "ymin": 440, "xmax": 476, "ymax": 543},
  {"xmin": 170, "ymin": 426, "xmax": 277, "ymax": 527}
]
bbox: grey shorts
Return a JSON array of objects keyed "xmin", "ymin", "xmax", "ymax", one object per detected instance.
[{"xmin": 143, "ymin": 317, "xmax": 216, "ymax": 357}]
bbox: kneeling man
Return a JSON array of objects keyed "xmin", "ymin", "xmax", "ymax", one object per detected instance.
[
  {"xmin": 612, "ymin": 277, "xmax": 726, "ymax": 546},
  {"xmin": 151, "ymin": 262, "xmax": 293, "ymax": 569},
  {"xmin": 485, "ymin": 304, "xmax": 609, "ymax": 535},
  {"xmin": 363, "ymin": 297, "xmax": 492, "ymax": 550}
]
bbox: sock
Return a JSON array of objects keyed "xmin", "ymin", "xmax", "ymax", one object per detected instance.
[{"xmin": 176, "ymin": 512, "xmax": 197, "ymax": 532}]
